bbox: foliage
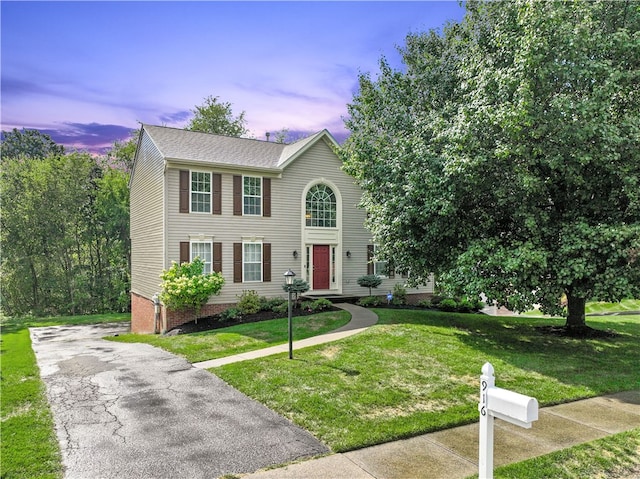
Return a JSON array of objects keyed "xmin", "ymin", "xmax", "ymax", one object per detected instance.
[
  {"xmin": 357, "ymin": 295, "xmax": 383, "ymax": 307},
  {"xmin": 302, "ymin": 298, "xmax": 333, "ymax": 313},
  {"xmin": 391, "ymin": 284, "xmax": 407, "ymax": 305},
  {"xmin": 0, "ymin": 128, "xmax": 64, "ymax": 161},
  {"xmin": 104, "ymin": 128, "xmax": 140, "ymax": 172},
  {"xmin": 438, "ymin": 298, "xmax": 458, "ymax": 312},
  {"xmin": 159, "ymin": 258, "xmax": 225, "ymax": 318},
  {"xmin": 219, "ymin": 308, "xmax": 242, "ymax": 321},
  {"xmin": 339, "ymin": 0, "xmax": 640, "ymax": 331},
  {"xmin": 282, "ymin": 278, "xmax": 310, "ymax": 295},
  {"xmin": 0, "ymin": 147, "xmax": 130, "ymax": 316},
  {"xmin": 236, "ymin": 290, "xmax": 262, "ymax": 315},
  {"xmin": 283, "ymin": 278, "xmax": 310, "ymax": 306},
  {"xmin": 357, "ymin": 274, "xmax": 383, "ymax": 296},
  {"xmin": 185, "ymin": 95, "xmax": 248, "ymax": 137}
]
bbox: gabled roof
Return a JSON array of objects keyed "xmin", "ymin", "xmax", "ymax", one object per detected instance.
[{"xmin": 140, "ymin": 124, "xmax": 339, "ymax": 171}]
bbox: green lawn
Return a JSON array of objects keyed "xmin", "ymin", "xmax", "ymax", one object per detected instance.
[
  {"xmin": 214, "ymin": 310, "xmax": 640, "ymax": 452},
  {"xmin": 477, "ymin": 428, "xmax": 640, "ymax": 479},
  {"xmin": 107, "ymin": 310, "xmax": 351, "ymax": 363},
  {"xmin": 2, "ymin": 305, "xmax": 638, "ymax": 478},
  {"xmin": 0, "ymin": 313, "xmax": 130, "ymax": 479}
]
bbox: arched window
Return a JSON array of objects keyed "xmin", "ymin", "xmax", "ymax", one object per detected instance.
[{"xmin": 305, "ymin": 184, "xmax": 336, "ymax": 227}]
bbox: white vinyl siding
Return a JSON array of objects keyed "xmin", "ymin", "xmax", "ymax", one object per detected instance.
[{"xmin": 130, "ymin": 131, "xmax": 165, "ymax": 298}]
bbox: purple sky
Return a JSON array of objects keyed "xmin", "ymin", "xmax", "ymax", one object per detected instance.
[{"xmin": 1, "ymin": 1, "xmax": 465, "ymax": 154}]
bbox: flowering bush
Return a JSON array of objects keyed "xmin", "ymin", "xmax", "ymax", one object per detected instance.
[{"xmin": 159, "ymin": 258, "xmax": 225, "ymax": 320}]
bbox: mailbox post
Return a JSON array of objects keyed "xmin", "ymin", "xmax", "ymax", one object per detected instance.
[{"xmin": 478, "ymin": 362, "xmax": 539, "ymax": 479}]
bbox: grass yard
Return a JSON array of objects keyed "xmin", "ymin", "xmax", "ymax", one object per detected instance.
[
  {"xmin": 107, "ymin": 310, "xmax": 351, "ymax": 363},
  {"xmin": 0, "ymin": 313, "xmax": 130, "ymax": 479},
  {"xmin": 482, "ymin": 428, "xmax": 640, "ymax": 479},
  {"xmin": 214, "ymin": 310, "xmax": 640, "ymax": 452}
]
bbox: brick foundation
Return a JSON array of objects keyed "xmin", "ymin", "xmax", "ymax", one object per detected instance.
[
  {"xmin": 131, "ymin": 292, "xmax": 157, "ymax": 334},
  {"xmin": 131, "ymin": 292, "xmax": 233, "ymax": 334},
  {"xmin": 163, "ymin": 302, "xmax": 232, "ymax": 333}
]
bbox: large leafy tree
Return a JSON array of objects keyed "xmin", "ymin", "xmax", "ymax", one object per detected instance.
[
  {"xmin": 1, "ymin": 133, "xmax": 131, "ymax": 316},
  {"xmin": 186, "ymin": 95, "xmax": 248, "ymax": 137},
  {"xmin": 340, "ymin": 0, "xmax": 640, "ymax": 333},
  {"xmin": 0, "ymin": 128, "xmax": 64, "ymax": 160}
]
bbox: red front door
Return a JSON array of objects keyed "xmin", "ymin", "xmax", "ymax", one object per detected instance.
[{"xmin": 313, "ymin": 245, "xmax": 330, "ymax": 290}]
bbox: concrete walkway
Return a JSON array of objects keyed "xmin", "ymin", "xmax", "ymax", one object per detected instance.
[
  {"xmin": 240, "ymin": 390, "xmax": 640, "ymax": 479},
  {"xmin": 193, "ymin": 303, "xmax": 378, "ymax": 368}
]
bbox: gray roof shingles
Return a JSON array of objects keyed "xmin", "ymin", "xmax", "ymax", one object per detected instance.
[{"xmin": 142, "ymin": 125, "xmax": 330, "ymax": 170}]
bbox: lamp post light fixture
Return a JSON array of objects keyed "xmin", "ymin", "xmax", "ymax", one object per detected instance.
[{"xmin": 284, "ymin": 269, "xmax": 296, "ymax": 359}]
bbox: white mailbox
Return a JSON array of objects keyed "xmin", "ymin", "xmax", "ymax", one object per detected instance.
[
  {"xmin": 478, "ymin": 362, "xmax": 539, "ymax": 479},
  {"xmin": 486, "ymin": 386, "xmax": 538, "ymax": 428}
]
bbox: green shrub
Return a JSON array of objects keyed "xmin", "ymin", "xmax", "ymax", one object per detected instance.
[
  {"xmin": 430, "ymin": 295, "xmax": 444, "ymax": 306},
  {"xmin": 159, "ymin": 258, "xmax": 225, "ymax": 319},
  {"xmin": 305, "ymin": 298, "xmax": 333, "ymax": 312},
  {"xmin": 417, "ymin": 299, "xmax": 432, "ymax": 308},
  {"xmin": 456, "ymin": 298, "xmax": 475, "ymax": 313},
  {"xmin": 357, "ymin": 274, "xmax": 383, "ymax": 296},
  {"xmin": 220, "ymin": 308, "xmax": 241, "ymax": 321},
  {"xmin": 357, "ymin": 295, "xmax": 383, "ymax": 307},
  {"xmin": 237, "ymin": 290, "xmax": 262, "ymax": 315},
  {"xmin": 438, "ymin": 298, "xmax": 458, "ymax": 312},
  {"xmin": 272, "ymin": 302, "xmax": 289, "ymax": 315},
  {"xmin": 264, "ymin": 297, "xmax": 286, "ymax": 311},
  {"xmin": 473, "ymin": 298, "xmax": 485, "ymax": 311},
  {"xmin": 391, "ymin": 284, "xmax": 407, "ymax": 305},
  {"xmin": 283, "ymin": 278, "xmax": 310, "ymax": 295}
]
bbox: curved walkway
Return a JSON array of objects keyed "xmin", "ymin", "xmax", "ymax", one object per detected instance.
[{"xmin": 192, "ymin": 303, "xmax": 378, "ymax": 369}]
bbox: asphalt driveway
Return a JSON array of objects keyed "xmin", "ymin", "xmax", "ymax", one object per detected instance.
[{"xmin": 30, "ymin": 323, "xmax": 328, "ymax": 479}]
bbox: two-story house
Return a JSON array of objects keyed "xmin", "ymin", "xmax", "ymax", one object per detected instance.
[{"xmin": 130, "ymin": 125, "xmax": 432, "ymax": 333}]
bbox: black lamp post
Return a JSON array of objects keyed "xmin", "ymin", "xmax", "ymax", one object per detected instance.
[{"xmin": 284, "ymin": 269, "xmax": 296, "ymax": 359}]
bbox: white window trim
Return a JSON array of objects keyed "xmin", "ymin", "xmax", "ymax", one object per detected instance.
[
  {"xmin": 190, "ymin": 238, "xmax": 213, "ymax": 274},
  {"xmin": 373, "ymin": 244, "xmax": 389, "ymax": 279},
  {"xmin": 242, "ymin": 175, "xmax": 262, "ymax": 216},
  {"xmin": 242, "ymin": 239, "xmax": 263, "ymax": 283},
  {"xmin": 190, "ymin": 170, "xmax": 212, "ymax": 214}
]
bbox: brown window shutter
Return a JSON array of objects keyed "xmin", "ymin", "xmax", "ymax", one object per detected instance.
[
  {"xmin": 233, "ymin": 175, "xmax": 242, "ymax": 216},
  {"xmin": 263, "ymin": 243, "xmax": 271, "ymax": 282},
  {"xmin": 233, "ymin": 243, "xmax": 243, "ymax": 282},
  {"xmin": 367, "ymin": 245, "xmax": 374, "ymax": 275},
  {"xmin": 212, "ymin": 173, "xmax": 222, "ymax": 215},
  {"xmin": 213, "ymin": 242, "xmax": 222, "ymax": 273},
  {"xmin": 263, "ymin": 178, "xmax": 271, "ymax": 217},
  {"xmin": 179, "ymin": 170, "xmax": 189, "ymax": 213},
  {"xmin": 388, "ymin": 267, "xmax": 395, "ymax": 279},
  {"xmin": 180, "ymin": 241, "xmax": 190, "ymax": 264}
]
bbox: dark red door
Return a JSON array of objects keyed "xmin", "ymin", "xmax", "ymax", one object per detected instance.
[{"xmin": 313, "ymin": 245, "xmax": 330, "ymax": 290}]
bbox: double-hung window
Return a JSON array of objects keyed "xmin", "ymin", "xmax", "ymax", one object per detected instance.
[
  {"xmin": 243, "ymin": 242, "xmax": 262, "ymax": 282},
  {"xmin": 243, "ymin": 176, "xmax": 262, "ymax": 215},
  {"xmin": 191, "ymin": 241, "xmax": 212, "ymax": 274},
  {"xmin": 191, "ymin": 171, "xmax": 211, "ymax": 213}
]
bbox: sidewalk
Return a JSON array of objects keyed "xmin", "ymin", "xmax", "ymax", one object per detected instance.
[
  {"xmin": 193, "ymin": 303, "xmax": 378, "ymax": 368},
  {"xmin": 239, "ymin": 390, "xmax": 640, "ymax": 479}
]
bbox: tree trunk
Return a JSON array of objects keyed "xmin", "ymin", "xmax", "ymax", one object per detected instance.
[{"xmin": 565, "ymin": 293, "xmax": 587, "ymax": 331}]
